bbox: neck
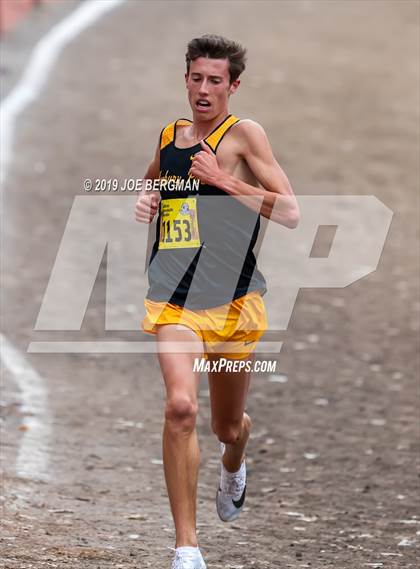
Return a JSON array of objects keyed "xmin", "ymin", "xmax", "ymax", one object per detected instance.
[{"xmin": 191, "ymin": 109, "xmax": 230, "ymax": 139}]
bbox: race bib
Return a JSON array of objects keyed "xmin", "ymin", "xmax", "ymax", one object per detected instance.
[{"xmin": 159, "ymin": 197, "xmax": 201, "ymax": 249}]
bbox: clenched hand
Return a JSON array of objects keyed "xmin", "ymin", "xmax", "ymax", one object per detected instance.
[
  {"xmin": 135, "ymin": 191, "xmax": 160, "ymax": 223},
  {"xmin": 188, "ymin": 140, "xmax": 222, "ymax": 186}
]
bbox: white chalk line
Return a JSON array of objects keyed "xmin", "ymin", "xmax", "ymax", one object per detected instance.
[
  {"xmin": 0, "ymin": 0, "xmax": 127, "ymax": 481},
  {"xmin": 1, "ymin": 334, "xmax": 52, "ymax": 481},
  {"xmin": 0, "ymin": 0, "xmax": 126, "ymax": 185}
]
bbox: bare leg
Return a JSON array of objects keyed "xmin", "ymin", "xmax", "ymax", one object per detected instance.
[
  {"xmin": 157, "ymin": 324, "xmax": 204, "ymax": 548},
  {"xmin": 222, "ymin": 412, "xmax": 252, "ymax": 472},
  {"xmin": 208, "ymin": 354, "xmax": 253, "ymax": 472}
]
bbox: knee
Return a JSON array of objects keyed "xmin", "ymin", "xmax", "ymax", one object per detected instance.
[
  {"xmin": 165, "ymin": 396, "xmax": 198, "ymax": 435},
  {"xmin": 211, "ymin": 419, "xmax": 242, "ymax": 445},
  {"xmin": 211, "ymin": 413, "xmax": 252, "ymax": 445}
]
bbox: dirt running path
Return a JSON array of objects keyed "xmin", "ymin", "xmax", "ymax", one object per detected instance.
[{"xmin": 1, "ymin": 1, "xmax": 419, "ymax": 567}]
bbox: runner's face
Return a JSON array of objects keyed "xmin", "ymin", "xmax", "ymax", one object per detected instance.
[{"xmin": 185, "ymin": 57, "xmax": 239, "ymax": 119}]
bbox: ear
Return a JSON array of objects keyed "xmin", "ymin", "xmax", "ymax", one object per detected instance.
[{"xmin": 229, "ymin": 79, "xmax": 240, "ymax": 96}]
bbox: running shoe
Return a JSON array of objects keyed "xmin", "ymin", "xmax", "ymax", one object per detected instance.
[
  {"xmin": 170, "ymin": 547, "xmax": 206, "ymax": 569},
  {"xmin": 216, "ymin": 443, "xmax": 247, "ymax": 522}
]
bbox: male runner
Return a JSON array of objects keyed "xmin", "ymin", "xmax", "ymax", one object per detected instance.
[{"xmin": 135, "ymin": 34, "xmax": 299, "ymax": 569}]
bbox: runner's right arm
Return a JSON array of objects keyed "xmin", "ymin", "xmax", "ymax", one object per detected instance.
[{"xmin": 135, "ymin": 140, "xmax": 160, "ymax": 224}]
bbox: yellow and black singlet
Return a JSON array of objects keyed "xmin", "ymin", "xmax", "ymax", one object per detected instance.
[{"xmin": 146, "ymin": 114, "xmax": 267, "ymax": 309}]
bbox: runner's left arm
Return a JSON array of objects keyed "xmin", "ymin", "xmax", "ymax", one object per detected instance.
[{"xmin": 190, "ymin": 121, "xmax": 299, "ymax": 228}]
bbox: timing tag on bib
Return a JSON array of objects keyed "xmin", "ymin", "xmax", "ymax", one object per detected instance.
[{"xmin": 159, "ymin": 197, "xmax": 201, "ymax": 249}]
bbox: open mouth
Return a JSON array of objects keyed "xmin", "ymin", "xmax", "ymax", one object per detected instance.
[{"xmin": 196, "ymin": 99, "xmax": 211, "ymax": 110}]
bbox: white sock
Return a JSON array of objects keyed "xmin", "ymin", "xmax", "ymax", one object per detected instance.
[
  {"xmin": 176, "ymin": 546, "xmax": 199, "ymax": 555},
  {"xmin": 221, "ymin": 460, "xmax": 246, "ymax": 499},
  {"xmin": 222, "ymin": 459, "xmax": 246, "ymax": 479}
]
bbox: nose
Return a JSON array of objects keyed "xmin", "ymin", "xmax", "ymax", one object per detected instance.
[{"xmin": 198, "ymin": 80, "xmax": 209, "ymax": 95}]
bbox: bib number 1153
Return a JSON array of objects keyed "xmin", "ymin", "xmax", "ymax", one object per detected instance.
[{"xmin": 159, "ymin": 197, "xmax": 201, "ymax": 249}]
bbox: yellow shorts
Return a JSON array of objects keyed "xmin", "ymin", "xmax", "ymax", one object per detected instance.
[{"xmin": 141, "ymin": 290, "xmax": 267, "ymax": 359}]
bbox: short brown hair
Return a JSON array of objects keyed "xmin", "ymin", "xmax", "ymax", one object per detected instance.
[{"xmin": 185, "ymin": 34, "xmax": 247, "ymax": 83}]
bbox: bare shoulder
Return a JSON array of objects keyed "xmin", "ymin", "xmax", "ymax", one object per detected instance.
[
  {"xmin": 230, "ymin": 119, "xmax": 270, "ymax": 155},
  {"xmin": 235, "ymin": 118, "xmax": 265, "ymax": 131},
  {"xmin": 233, "ymin": 119, "xmax": 268, "ymax": 142}
]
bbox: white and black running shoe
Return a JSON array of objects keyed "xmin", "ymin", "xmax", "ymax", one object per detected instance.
[
  {"xmin": 216, "ymin": 443, "xmax": 247, "ymax": 522},
  {"xmin": 170, "ymin": 547, "xmax": 206, "ymax": 569}
]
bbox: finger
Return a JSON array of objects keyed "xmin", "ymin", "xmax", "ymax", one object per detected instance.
[
  {"xmin": 135, "ymin": 214, "xmax": 149, "ymax": 223},
  {"xmin": 200, "ymin": 140, "xmax": 213, "ymax": 154},
  {"xmin": 137, "ymin": 208, "xmax": 155, "ymax": 221},
  {"xmin": 189, "ymin": 168, "xmax": 202, "ymax": 179},
  {"xmin": 136, "ymin": 206, "xmax": 154, "ymax": 219},
  {"xmin": 135, "ymin": 202, "xmax": 150, "ymax": 212},
  {"xmin": 150, "ymin": 193, "xmax": 160, "ymax": 206},
  {"xmin": 194, "ymin": 154, "xmax": 210, "ymax": 166}
]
